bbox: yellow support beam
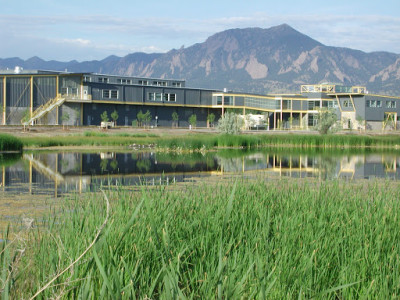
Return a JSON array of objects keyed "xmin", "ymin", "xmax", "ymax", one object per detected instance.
[
  {"xmin": 3, "ymin": 76, "xmax": 6, "ymax": 125},
  {"xmin": 30, "ymin": 76, "xmax": 33, "ymax": 118},
  {"xmin": 349, "ymin": 95, "xmax": 356, "ymax": 112}
]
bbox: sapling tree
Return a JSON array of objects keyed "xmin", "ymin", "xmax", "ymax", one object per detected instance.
[
  {"xmin": 111, "ymin": 110, "xmax": 119, "ymax": 126},
  {"xmin": 100, "ymin": 111, "xmax": 109, "ymax": 123},
  {"xmin": 172, "ymin": 111, "xmax": 179, "ymax": 128},
  {"xmin": 189, "ymin": 114, "xmax": 197, "ymax": 128},
  {"xmin": 207, "ymin": 113, "xmax": 215, "ymax": 128},
  {"xmin": 61, "ymin": 112, "xmax": 70, "ymax": 130}
]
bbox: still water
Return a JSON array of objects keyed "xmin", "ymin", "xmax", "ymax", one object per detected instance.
[
  {"xmin": 1, "ymin": 150, "xmax": 400, "ymax": 198},
  {"xmin": 1, "ymin": 150, "xmax": 400, "ymax": 232}
]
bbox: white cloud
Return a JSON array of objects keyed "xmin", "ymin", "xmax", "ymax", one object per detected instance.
[{"xmin": 61, "ymin": 38, "xmax": 92, "ymax": 46}]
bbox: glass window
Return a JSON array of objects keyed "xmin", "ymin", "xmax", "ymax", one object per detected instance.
[
  {"xmin": 308, "ymin": 101, "xmax": 319, "ymax": 110},
  {"xmin": 282, "ymin": 100, "xmax": 292, "ymax": 110},
  {"xmin": 386, "ymin": 101, "xmax": 396, "ymax": 108},
  {"xmin": 111, "ymin": 90, "xmax": 118, "ymax": 98},
  {"xmin": 103, "ymin": 90, "xmax": 110, "ymax": 98}
]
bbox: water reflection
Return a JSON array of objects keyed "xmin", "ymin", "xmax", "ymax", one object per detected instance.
[{"xmin": 1, "ymin": 150, "xmax": 400, "ymax": 197}]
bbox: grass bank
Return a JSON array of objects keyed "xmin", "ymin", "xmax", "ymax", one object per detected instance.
[
  {"xmin": 18, "ymin": 131, "xmax": 400, "ymax": 150},
  {"xmin": 2, "ymin": 179, "xmax": 400, "ymax": 298},
  {"xmin": 0, "ymin": 134, "xmax": 23, "ymax": 152}
]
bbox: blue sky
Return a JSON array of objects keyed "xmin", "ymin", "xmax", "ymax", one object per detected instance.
[{"xmin": 1, "ymin": 0, "xmax": 399, "ymax": 61}]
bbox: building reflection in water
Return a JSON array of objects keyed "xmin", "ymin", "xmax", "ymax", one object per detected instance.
[{"xmin": 1, "ymin": 151, "xmax": 400, "ymax": 197}]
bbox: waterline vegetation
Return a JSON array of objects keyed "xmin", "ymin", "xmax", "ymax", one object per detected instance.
[
  {"xmin": 17, "ymin": 132, "xmax": 400, "ymax": 151},
  {"xmin": 1, "ymin": 179, "xmax": 400, "ymax": 298},
  {"xmin": 0, "ymin": 134, "xmax": 23, "ymax": 152}
]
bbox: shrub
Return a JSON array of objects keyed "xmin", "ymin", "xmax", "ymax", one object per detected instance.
[
  {"xmin": 315, "ymin": 109, "xmax": 338, "ymax": 134},
  {"xmin": 217, "ymin": 112, "xmax": 244, "ymax": 134}
]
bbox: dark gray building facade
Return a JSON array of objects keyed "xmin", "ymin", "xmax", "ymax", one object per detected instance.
[{"xmin": 1, "ymin": 70, "xmax": 399, "ymax": 131}]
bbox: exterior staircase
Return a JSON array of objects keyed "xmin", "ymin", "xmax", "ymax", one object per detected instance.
[{"xmin": 22, "ymin": 95, "xmax": 65, "ymax": 126}]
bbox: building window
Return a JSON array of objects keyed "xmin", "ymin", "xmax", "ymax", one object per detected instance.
[
  {"xmin": 367, "ymin": 100, "xmax": 382, "ymax": 108},
  {"xmin": 98, "ymin": 77, "xmax": 109, "ymax": 83},
  {"xmin": 322, "ymin": 100, "xmax": 338, "ymax": 108},
  {"xmin": 139, "ymin": 80, "xmax": 148, "ymax": 85},
  {"xmin": 111, "ymin": 90, "xmax": 118, "ymax": 98},
  {"xmin": 164, "ymin": 93, "xmax": 176, "ymax": 102},
  {"xmin": 343, "ymin": 100, "xmax": 349, "ymax": 108},
  {"xmin": 172, "ymin": 82, "xmax": 182, "ymax": 88},
  {"xmin": 386, "ymin": 101, "xmax": 396, "ymax": 108},
  {"xmin": 103, "ymin": 90, "xmax": 118, "ymax": 99},
  {"xmin": 148, "ymin": 92, "xmax": 163, "ymax": 101},
  {"xmin": 282, "ymin": 100, "xmax": 292, "ymax": 110},
  {"xmin": 84, "ymin": 76, "xmax": 91, "ymax": 82},
  {"xmin": 308, "ymin": 101, "xmax": 320, "ymax": 110},
  {"xmin": 153, "ymin": 81, "xmax": 167, "ymax": 86},
  {"xmin": 117, "ymin": 79, "xmax": 131, "ymax": 84}
]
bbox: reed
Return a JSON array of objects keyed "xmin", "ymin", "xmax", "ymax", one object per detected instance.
[
  {"xmin": 2, "ymin": 179, "xmax": 400, "ymax": 299},
  {"xmin": 0, "ymin": 134, "xmax": 23, "ymax": 152},
  {"xmin": 18, "ymin": 132, "xmax": 400, "ymax": 150}
]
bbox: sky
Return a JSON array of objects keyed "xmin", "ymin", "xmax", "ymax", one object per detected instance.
[{"xmin": 0, "ymin": 0, "xmax": 399, "ymax": 62}]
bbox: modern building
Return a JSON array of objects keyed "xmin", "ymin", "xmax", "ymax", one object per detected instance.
[{"xmin": 0, "ymin": 68, "xmax": 399, "ymax": 130}]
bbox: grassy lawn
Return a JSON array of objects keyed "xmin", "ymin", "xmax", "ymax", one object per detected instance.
[{"xmin": 2, "ymin": 178, "xmax": 400, "ymax": 298}]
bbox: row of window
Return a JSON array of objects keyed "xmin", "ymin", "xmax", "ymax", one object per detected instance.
[
  {"xmin": 366, "ymin": 100, "xmax": 397, "ymax": 108},
  {"xmin": 84, "ymin": 76, "xmax": 182, "ymax": 87},
  {"xmin": 148, "ymin": 92, "xmax": 176, "ymax": 102}
]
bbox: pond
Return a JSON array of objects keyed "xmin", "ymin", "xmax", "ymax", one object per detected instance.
[{"xmin": 1, "ymin": 149, "xmax": 400, "ymax": 232}]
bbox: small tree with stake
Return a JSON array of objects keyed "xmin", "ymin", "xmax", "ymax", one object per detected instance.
[
  {"xmin": 207, "ymin": 113, "xmax": 215, "ymax": 128},
  {"xmin": 111, "ymin": 110, "xmax": 119, "ymax": 126},
  {"xmin": 189, "ymin": 114, "xmax": 197, "ymax": 129},
  {"xmin": 172, "ymin": 111, "xmax": 179, "ymax": 128},
  {"xmin": 61, "ymin": 112, "xmax": 70, "ymax": 130}
]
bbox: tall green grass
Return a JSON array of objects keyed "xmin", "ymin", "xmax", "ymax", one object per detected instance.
[
  {"xmin": 0, "ymin": 134, "xmax": 23, "ymax": 152},
  {"xmin": 19, "ymin": 132, "xmax": 400, "ymax": 150},
  {"xmin": 2, "ymin": 179, "xmax": 400, "ymax": 298}
]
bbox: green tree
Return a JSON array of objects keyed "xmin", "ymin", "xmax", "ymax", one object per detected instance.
[
  {"xmin": 100, "ymin": 159, "xmax": 108, "ymax": 172},
  {"xmin": 315, "ymin": 109, "xmax": 338, "ymax": 134},
  {"xmin": 189, "ymin": 114, "xmax": 197, "ymax": 128},
  {"xmin": 207, "ymin": 113, "xmax": 215, "ymax": 128},
  {"xmin": 137, "ymin": 110, "xmax": 144, "ymax": 127},
  {"xmin": 100, "ymin": 111, "xmax": 109, "ymax": 123},
  {"xmin": 356, "ymin": 115, "xmax": 366, "ymax": 132},
  {"xmin": 217, "ymin": 112, "xmax": 244, "ymax": 134},
  {"xmin": 111, "ymin": 110, "xmax": 119, "ymax": 126},
  {"xmin": 21, "ymin": 109, "xmax": 31, "ymax": 124},
  {"xmin": 144, "ymin": 110, "xmax": 152, "ymax": 128},
  {"xmin": 172, "ymin": 111, "xmax": 179, "ymax": 127},
  {"xmin": 61, "ymin": 112, "xmax": 70, "ymax": 130}
]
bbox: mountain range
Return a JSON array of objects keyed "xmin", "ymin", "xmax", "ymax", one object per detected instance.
[{"xmin": 1, "ymin": 24, "xmax": 399, "ymax": 96}]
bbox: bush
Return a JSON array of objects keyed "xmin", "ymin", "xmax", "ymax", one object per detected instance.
[
  {"xmin": 217, "ymin": 112, "xmax": 244, "ymax": 134},
  {"xmin": 315, "ymin": 109, "xmax": 338, "ymax": 134}
]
